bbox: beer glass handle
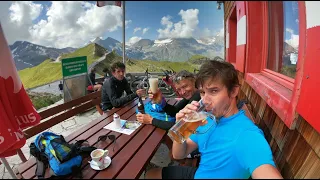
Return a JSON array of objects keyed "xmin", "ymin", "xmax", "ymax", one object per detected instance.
[{"xmin": 195, "ymin": 112, "xmax": 217, "ymax": 134}]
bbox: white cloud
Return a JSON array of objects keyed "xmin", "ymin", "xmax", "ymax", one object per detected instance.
[
  {"xmin": 286, "ymin": 28, "xmax": 294, "ymax": 34},
  {"xmin": 127, "ymin": 36, "xmax": 142, "ymax": 45},
  {"xmin": 0, "ymin": 1, "xmax": 43, "ymax": 45},
  {"xmin": 198, "ymin": 27, "xmax": 224, "ymax": 39},
  {"xmin": 1, "ymin": 1, "xmax": 130, "ymax": 48},
  {"xmin": 217, "ymin": 27, "xmax": 224, "ymax": 36},
  {"xmin": 202, "ymin": 28, "xmax": 212, "ymax": 37},
  {"xmin": 133, "ymin": 27, "xmax": 141, "ymax": 34},
  {"xmin": 9, "ymin": 1, "xmax": 43, "ymax": 25},
  {"xmin": 285, "ymin": 28, "xmax": 299, "ymax": 49},
  {"xmin": 142, "ymin": 27, "xmax": 149, "ymax": 35},
  {"xmin": 157, "ymin": 9, "xmax": 199, "ymax": 39},
  {"xmin": 125, "ymin": 20, "xmax": 132, "ymax": 29}
]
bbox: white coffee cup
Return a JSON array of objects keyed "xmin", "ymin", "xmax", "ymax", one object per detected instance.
[
  {"xmin": 90, "ymin": 149, "xmax": 109, "ymax": 168},
  {"xmin": 149, "ymin": 77, "xmax": 158, "ymax": 94}
]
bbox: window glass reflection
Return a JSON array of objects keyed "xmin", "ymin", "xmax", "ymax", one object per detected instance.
[{"xmin": 267, "ymin": 1, "xmax": 299, "ymax": 79}]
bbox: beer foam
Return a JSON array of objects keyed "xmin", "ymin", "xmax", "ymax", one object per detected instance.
[
  {"xmin": 184, "ymin": 112, "xmax": 207, "ymax": 122},
  {"xmin": 149, "ymin": 78, "xmax": 158, "ymax": 93}
]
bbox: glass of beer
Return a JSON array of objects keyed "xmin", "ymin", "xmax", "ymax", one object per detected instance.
[
  {"xmin": 167, "ymin": 100, "xmax": 216, "ymax": 144},
  {"xmin": 148, "ymin": 76, "xmax": 162, "ymax": 104}
]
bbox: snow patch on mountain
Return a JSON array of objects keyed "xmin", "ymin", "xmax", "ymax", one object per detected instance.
[{"xmin": 153, "ymin": 39, "xmax": 173, "ymax": 47}]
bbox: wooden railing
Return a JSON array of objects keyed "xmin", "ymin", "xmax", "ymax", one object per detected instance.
[{"xmin": 20, "ymin": 90, "xmax": 102, "ymax": 154}]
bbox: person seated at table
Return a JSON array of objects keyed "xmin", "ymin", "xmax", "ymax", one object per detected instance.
[
  {"xmin": 136, "ymin": 70, "xmax": 200, "ymax": 130},
  {"xmin": 87, "ymin": 67, "xmax": 102, "ymax": 91},
  {"xmin": 103, "ymin": 67, "xmax": 111, "ymax": 79},
  {"xmin": 145, "ymin": 60, "xmax": 283, "ymax": 179},
  {"xmin": 137, "ymin": 70, "xmax": 202, "ymax": 160},
  {"xmin": 101, "ymin": 61, "xmax": 145, "ymax": 112}
]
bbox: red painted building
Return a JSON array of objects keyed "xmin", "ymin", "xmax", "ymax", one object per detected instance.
[{"xmin": 223, "ymin": 1, "xmax": 320, "ymax": 178}]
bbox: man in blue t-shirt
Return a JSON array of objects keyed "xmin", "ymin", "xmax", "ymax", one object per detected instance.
[{"xmin": 145, "ymin": 60, "xmax": 283, "ymax": 179}]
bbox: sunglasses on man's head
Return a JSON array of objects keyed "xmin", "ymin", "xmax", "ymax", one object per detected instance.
[
  {"xmin": 98, "ymin": 134, "xmax": 116, "ymax": 152},
  {"xmin": 173, "ymin": 74, "xmax": 194, "ymax": 83}
]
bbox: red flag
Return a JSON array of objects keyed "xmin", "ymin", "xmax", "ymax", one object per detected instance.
[
  {"xmin": 97, "ymin": 1, "xmax": 122, "ymax": 7},
  {"xmin": 0, "ymin": 23, "xmax": 41, "ymax": 157}
]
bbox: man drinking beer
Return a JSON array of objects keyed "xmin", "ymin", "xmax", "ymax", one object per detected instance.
[{"xmin": 145, "ymin": 60, "xmax": 283, "ymax": 179}]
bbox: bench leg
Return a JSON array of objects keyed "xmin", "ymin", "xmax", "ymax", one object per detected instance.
[
  {"xmin": 0, "ymin": 158, "xmax": 18, "ymax": 179},
  {"xmin": 17, "ymin": 149, "xmax": 27, "ymax": 163}
]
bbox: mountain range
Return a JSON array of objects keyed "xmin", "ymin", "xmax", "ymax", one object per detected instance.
[
  {"xmin": 89, "ymin": 35, "xmax": 224, "ymax": 62},
  {"xmin": 18, "ymin": 43, "xmax": 200, "ymax": 89},
  {"xmin": 9, "ymin": 41, "xmax": 76, "ymax": 70},
  {"xmin": 10, "ymin": 35, "xmax": 225, "ymax": 71}
]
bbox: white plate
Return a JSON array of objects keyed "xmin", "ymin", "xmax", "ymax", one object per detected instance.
[
  {"xmin": 123, "ymin": 121, "xmax": 141, "ymax": 130},
  {"xmin": 89, "ymin": 156, "xmax": 112, "ymax": 170}
]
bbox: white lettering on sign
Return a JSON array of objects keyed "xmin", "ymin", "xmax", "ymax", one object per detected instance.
[
  {"xmin": 0, "ymin": 128, "xmax": 25, "ymax": 146},
  {"xmin": 15, "ymin": 113, "xmax": 37, "ymax": 125},
  {"xmin": 28, "ymin": 113, "xmax": 37, "ymax": 123},
  {"xmin": 0, "ymin": 134, "xmax": 4, "ymax": 145},
  {"xmin": 16, "ymin": 116, "xmax": 23, "ymax": 126},
  {"xmin": 63, "ymin": 59, "xmax": 86, "ymax": 66},
  {"xmin": 14, "ymin": 128, "xmax": 24, "ymax": 141}
]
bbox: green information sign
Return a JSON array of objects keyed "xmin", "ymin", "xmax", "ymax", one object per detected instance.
[{"xmin": 61, "ymin": 56, "xmax": 88, "ymax": 78}]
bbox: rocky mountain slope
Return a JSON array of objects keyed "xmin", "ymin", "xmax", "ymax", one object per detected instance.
[{"xmin": 9, "ymin": 41, "xmax": 76, "ymax": 70}]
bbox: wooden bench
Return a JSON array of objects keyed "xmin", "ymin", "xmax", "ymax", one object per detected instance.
[
  {"xmin": 16, "ymin": 98, "xmax": 179, "ymax": 179},
  {"xmin": 23, "ymin": 91, "xmax": 102, "ymax": 139},
  {"xmin": 86, "ymin": 90, "xmax": 104, "ymax": 115},
  {"xmin": 242, "ymin": 102, "xmax": 256, "ymax": 123},
  {"xmin": 12, "ymin": 91, "xmax": 103, "ymax": 178}
]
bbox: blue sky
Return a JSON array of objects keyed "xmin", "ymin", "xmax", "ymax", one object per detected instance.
[
  {"xmin": 116, "ymin": 1, "xmax": 224, "ymax": 42},
  {"xmin": 283, "ymin": 1, "xmax": 299, "ymax": 48},
  {"xmin": 32, "ymin": 1, "xmax": 224, "ymax": 43},
  {"xmin": 1, "ymin": 1, "xmax": 299, "ymax": 49},
  {"xmin": 0, "ymin": 1, "xmax": 223, "ymax": 48},
  {"xmin": 284, "ymin": 1, "xmax": 299, "ymax": 34}
]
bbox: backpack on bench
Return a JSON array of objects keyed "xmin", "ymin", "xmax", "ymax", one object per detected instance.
[{"xmin": 29, "ymin": 132, "xmax": 96, "ymax": 179}]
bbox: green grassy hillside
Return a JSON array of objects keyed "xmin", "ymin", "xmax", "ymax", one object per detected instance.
[
  {"xmin": 189, "ymin": 54, "xmax": 208, "ymax": 61},
  {"xmin": 125, "ymin": 59, "xmax": 199, "ymax": 73},
  {"xmin": 60, "ymin": 43, "xmax": 99, "ymax": 65},
  {"xmin": 19, "ymin": 44, "xmax": 201, "ymax": 89},
  {"xmin": 94, "ymin": 51, "xmax": 200, "ymax": 76},
  {"xmin": 19, "ymin": 60, "xmax": 62, "ymax": 89},
  {"xmin": 19, "ymin": 44, "xmax": 102, "ymax": 89}
]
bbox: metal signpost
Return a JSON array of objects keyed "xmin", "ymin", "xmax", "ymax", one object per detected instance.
[{"xmin": 61, "ymin": 56, "xmax": 93, "ymax": 102}]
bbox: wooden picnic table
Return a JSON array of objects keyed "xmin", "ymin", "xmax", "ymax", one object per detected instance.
[{"xmin": 17, "ymin": 97, "xmax": 178, "ymax": 179}]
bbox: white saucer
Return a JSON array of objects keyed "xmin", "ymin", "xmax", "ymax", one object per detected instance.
[{"xmin": 89, "ymin": 156, "xmax": 112, "ymax": 170}]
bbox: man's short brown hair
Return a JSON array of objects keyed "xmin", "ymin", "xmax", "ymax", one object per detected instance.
[
  {"xmin": 173, "ymin": 70, "xmax": 195, "ymax": 84},
  {"xmin": 195, "ymin": 60, "xmax": 239, "ymax": 95},
  {"xmin": 110, "ymin": 61, "xmax": 125, "ymax": 72}
]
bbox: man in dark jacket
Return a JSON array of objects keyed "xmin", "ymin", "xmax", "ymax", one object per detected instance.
[
  {"xmin": 101, "ymin": 62, "xmax": 145, "ymax": 112},
  {"xmin": 87, "ymin": 68, "xmax": 102, "ymax": 91}
]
